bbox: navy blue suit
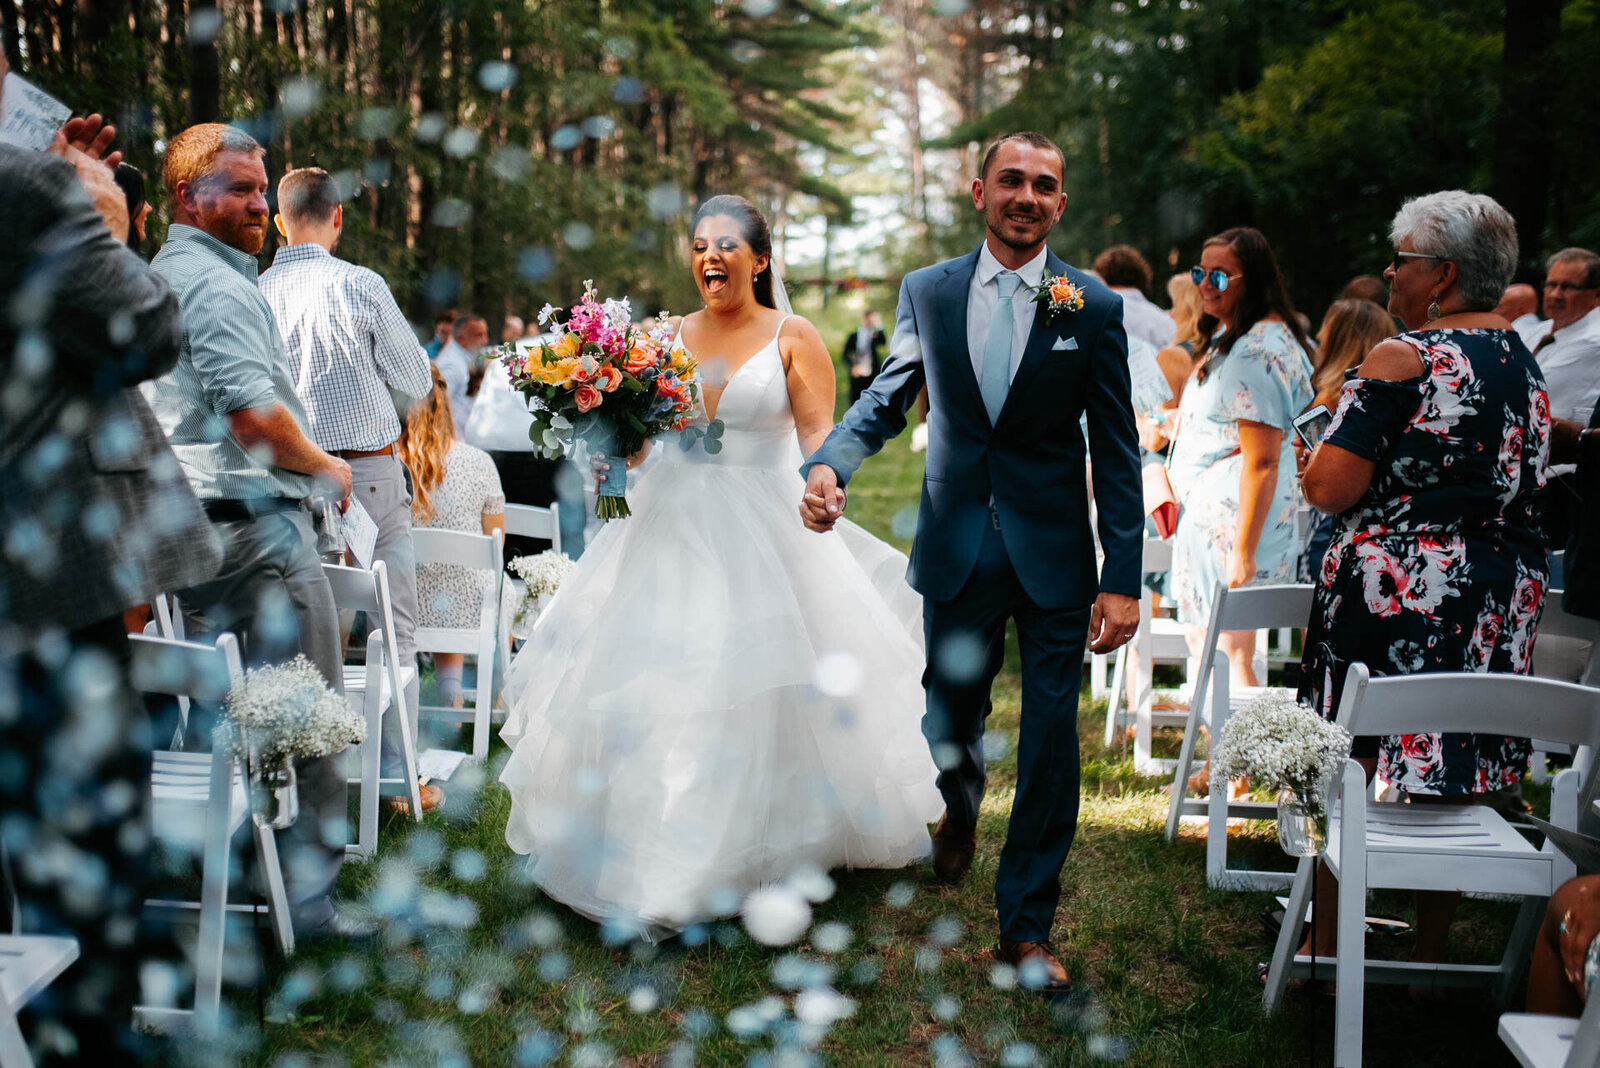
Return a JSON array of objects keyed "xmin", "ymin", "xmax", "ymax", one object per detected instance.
[{"xmin": 805, "ymin": 245, "xmax": 1144, "ymax": 941}]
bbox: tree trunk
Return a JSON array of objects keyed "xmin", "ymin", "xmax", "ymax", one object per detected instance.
[
  {"xmin": 1491, "ymin": 0, "xmax": 1562, "ymax": 276},
  {"xmin": 189, "ymin": 0, "xmax": 220, "ymax": 124}
]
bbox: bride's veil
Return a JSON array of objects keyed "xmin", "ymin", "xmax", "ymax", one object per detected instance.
[{"xmin": 769, "ymin": 263, "xmax": 794, "ymax": 316}]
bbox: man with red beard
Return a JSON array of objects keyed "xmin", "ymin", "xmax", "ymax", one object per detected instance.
[{"xmin": 143, "ymin": 123, "xmax": 368, "ymax": 941}]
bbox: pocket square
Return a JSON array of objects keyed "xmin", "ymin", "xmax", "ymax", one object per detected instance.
[{"xmin": 1052, "ymin": 336, "xmax": 1079, "ymax": 352}]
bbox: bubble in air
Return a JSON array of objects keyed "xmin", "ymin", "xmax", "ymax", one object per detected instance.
[
  {"xmin": 416, "ymin": 112, "xmax": 447, "ymax": 142},
  {"xmin": 188, "ymin": 8, "xmax": 222, "ymax": 44},
  {"xmin": 562, "ymin": 222, "xmax": 595, "ymax": 250},
  {"xmin": 581, "ymin": 115, "xmax": 616, "ymax": 139},
  {"xmin": 478, "ymin": 60, "xmax": 517, "ymax": 92},
  {"xmin": 931, "ymin": 994, "xmax": 960, "ymax": 1020},
  {"xmin": 550, "ymin": 125, "xmax": 582, "ymax": 151},
  {"xmin": 442, "ymin": 128, "xmax": 480, "ymax": 159},
  {"xmin": 1000, "ymin": 1042, "xmax": 1041, "ymax": 1067},
  {"xmin": 612, "ymin": 77, "xmax": 647, "ymax": 106},
  {"xmin": 981, "ymin": 730, "xmax": 1010, "ymax": 761},
  {"xmin": 793, "ymin": 986, "xmax": 855, "ymax": 1026},
  {"xmin": 811, "ymin": 920, "xmax": 852, "ymax": 954},
  {"xmin": 884, "ymin": 881, "xmax": 914, "ymax": 908},
  {"xmin": 742, "ymin": 884, "xmax": 811, "ymax": 946},
  {"xmin": 518, "ymin": 246, "xmax": 555, "ymax": 283},
  {"xmin": 813, "ymin": 652, "xmax": 863, "ymax": 698},
  {"xmin": 647, "ymin": 183, "xmax": 684, "ymax": 220},
  {"xmin": 280, "ymin": 77, "xmax": 321, "ymax": 121},
  {"xmin": 431, "ymin": 199, "xmax": 471, "ymax": 227},
  {"xmin": 742, "ymin": 0, "xmax": 779, "ymax": 15},
  {"xmin": 936, "ymin": 631, "xmax": 987, "ymax": 683},
  {"xmin": 933, "ymin": 0, "xmax": 969, "ymax": 13},
  {"xmin": 490, "ymin": 146, "xmax": 529, "ymax": 182}
]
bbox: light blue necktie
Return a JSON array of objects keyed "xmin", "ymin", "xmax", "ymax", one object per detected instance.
[{"xmin": 981, "ymin": 270, "xmax": 1020, "ymax": 424}]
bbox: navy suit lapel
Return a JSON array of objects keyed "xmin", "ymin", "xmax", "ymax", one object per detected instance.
[
  {"xmin": 998, "ymin": 250, "xmax": 1070, "ymax": 426},
  {"xmin": 933, "ymin": 249, "xmax": 984, "ymax": 416}
]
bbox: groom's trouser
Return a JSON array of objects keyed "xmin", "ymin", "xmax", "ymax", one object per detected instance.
[{"xmin": 922, "ymin": 518, "xmax": 1091, "ymax": 943}]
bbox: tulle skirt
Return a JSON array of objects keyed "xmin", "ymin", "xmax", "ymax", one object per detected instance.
[{"xmin": 498, "ymin": 453, "xmax": 941, "ymax": 933}]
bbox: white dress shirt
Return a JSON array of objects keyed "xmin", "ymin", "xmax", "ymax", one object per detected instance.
[
  {"xmin": 1111, "ymin": 286, "xmax": 1177, "ymax": 350},
  {"xmin": 966, "ymin": 243, "xmax": 1049, "ymax": 385},
  {"xmin": 465, "ymin": 343, "xmax": 538, "ymax": 451},
  {"xmin": 435, "ymin": 338, "xmax": 474, "ymax": 435},
  {"xmin": 258, "ymin": 242, "xmax": 432, "ymax": 452},
  {"xmin": 1511, "ymin": 313, "xmax": 1545, "ymax": 350},
  {"xmin": 1532, "ymin": 306, "xmax": 1600, "ymax": 424}
]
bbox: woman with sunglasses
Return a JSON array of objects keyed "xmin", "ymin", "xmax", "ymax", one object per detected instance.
[
  {"xmin": 1167, "ymin": 228, "xmax": 1314, "ymax": 724},
  {"xmin": 1291, "ymin": 191, "xmax": 1548, "ymax": 990}
]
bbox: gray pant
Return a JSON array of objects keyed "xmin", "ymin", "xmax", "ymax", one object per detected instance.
[
  {"xmin": 177, "ymin": 509, "xmax": 346, "ymax": 931},
  {"xmin": 349, "ymin": 453, "xmax": 423, "ymax": 776}
]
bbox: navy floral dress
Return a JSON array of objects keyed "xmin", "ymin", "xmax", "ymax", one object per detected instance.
[{"xmin": 1298, "ymin": 329, "xmax": 1550, "ymax": 795}]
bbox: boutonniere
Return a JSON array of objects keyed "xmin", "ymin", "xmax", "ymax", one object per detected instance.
[{"xmin": 1030, "ymin": 272, "xmax": 1086, "ymax": 322}]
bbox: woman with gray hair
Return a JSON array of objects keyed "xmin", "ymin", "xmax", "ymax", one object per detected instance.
[{"xmin": 1289, "ymin": 190, "xmax": 1550, "ymax": 986}]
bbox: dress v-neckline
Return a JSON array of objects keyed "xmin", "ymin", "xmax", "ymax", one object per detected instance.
[{"xmin": 677, "ymin": 315, "xmax": 788, "ymax": 425}]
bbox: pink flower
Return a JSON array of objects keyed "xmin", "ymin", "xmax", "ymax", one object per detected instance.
[
  {"xmin": 1530, "ymin": 389, "xmax": 1550, "ymax": 434},
  {"xmin": 574, "ymin": 384, "xmax": 603, "ymax": 413},
  {"xmin": 1467, "ymin": 611, "xmax": 1504, "ymax": 668},
  {"xmin": 1355, "ymin": 541, "xmax": 1407, "ymax": 617},
  {"xmin": 1429, "ymin": 345, "xmax": 1471, "ymax": 390}
]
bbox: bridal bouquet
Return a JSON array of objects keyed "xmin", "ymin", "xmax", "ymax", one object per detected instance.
[
  {"xmin": 219, "ymin": 656, "xmax": 367, "ymax": 828},
  {"xmin": 1214, "ymin": 690, "xmax": 1352, "ymax": 827},
  {"xmin": 500, "ymin": 283, "xmax": 719, "ymax": 519}
]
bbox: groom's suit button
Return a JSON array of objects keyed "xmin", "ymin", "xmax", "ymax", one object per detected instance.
[{"xmin": 931, "ymin": 813, "xmax": 977, "ymax": 884}]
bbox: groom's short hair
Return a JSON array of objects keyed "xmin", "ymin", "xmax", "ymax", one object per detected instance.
[{"xmin": 979, "ymin": 132, "xmax": 1065, "ymax": 182}]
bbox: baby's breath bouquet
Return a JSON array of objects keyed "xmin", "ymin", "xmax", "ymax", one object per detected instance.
[
  {"xmin": 1214, "ymin": 691, "xmax": 1353, "ymax": 822},
  {"xmin": 220, "ymin": 656, "xmax": 366, "ymax": 828},
  {"xmin": 509, "ymin": 550, "xmax": 573, "ymax": 634}
]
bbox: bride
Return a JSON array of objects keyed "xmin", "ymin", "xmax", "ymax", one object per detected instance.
[{"xmin": 498, "ymin": 195, "xmax": 941, "ymax": 936}]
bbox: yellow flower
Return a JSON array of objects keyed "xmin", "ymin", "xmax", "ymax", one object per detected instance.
[
  {"xmin": 549, "ymin": 333, "xmax": 580, "ymax": 360},
  {"xmin": 549, "ymin": 357, "xmax": 581, "ymax": 386}
]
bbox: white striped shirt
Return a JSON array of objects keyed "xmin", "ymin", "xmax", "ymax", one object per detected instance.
[{"xmin": 260, "ymin": 242, "xmax": 431, "ymax": 451}]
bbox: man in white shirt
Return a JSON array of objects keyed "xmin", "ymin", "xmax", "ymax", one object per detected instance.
[
  {"xmin": 436, "ymin": 314, "xmax": 488, "ymax": 435},
  {"xmin": 1092, "ymin": 244, "xmax": 1176, "ymax": 350},
  {"xmin": 1526, "ymin": 248, "xmax": 1600, "ymax": 544},
  {"xmin": 1495, "ymin": 281, "xmax": 1544, "ymax": 347}
]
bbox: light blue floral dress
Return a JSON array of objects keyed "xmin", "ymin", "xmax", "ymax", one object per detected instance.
[{"xmin": 1169, "ymin": 321, "xmax": 1314, "ymax": 625}]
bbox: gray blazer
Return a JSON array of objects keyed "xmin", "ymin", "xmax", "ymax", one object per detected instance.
[{"xmin": 0, "ymin": 146, "xmax": 219, "ymax": 630}]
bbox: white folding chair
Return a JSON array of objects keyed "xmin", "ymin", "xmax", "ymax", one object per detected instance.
[
  {"xmin": 1529, "ymin": 591, "xmax": 1600, "ymax": 784},
  {"xmin": 1103, "ymin": 539, "xmax": 1191, "ymax": 772},
  {"xmin": 1163, "ymin": 582, "xmax": 1316, "ymax": 890},
  {"xmin": 321, "ymin": 562, "xmax": 423, "ymax": 858},
  {"xmin": 412, "ymin": 528, "xmax": 504, "ymax": 759},
  {"xmin": 129, "ymin": 632, "xmax": 293, "ymax": 1034},
  {"xmin": 0, "ymin": 936, "xmax": 79, "ymax": 1068},
  {"xmin": 1499, "ymin": 992, "xmax": 1600, "ymax": 1068},
  {"xmin": 503, "ymin": 502, "xmax": 562, "ymax": 555},
  {"xmin": 1262, "ymin": 665, "xmax": 1600, "ymax": 1068}
]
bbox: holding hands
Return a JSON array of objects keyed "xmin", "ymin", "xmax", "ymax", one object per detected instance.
[{"xmin": 800, "ymin": 463, "xmax": 846, "ymax": 532}]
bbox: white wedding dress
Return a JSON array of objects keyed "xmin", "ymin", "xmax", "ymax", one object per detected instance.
[{"xmin": 498, "ymin": 317, "xmax": 941, "ymax": 934}]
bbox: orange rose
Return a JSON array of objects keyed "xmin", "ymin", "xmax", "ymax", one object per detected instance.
[
  {"xmin": 569, "ymin": 357, "xmax": 597, "ymax": 384},
  {"xmin": 1050, "ymin": 279, "xmax": 1076, "ymax": 304},
  {"xmin": 595, "ymin": 365, "xmax": 623, "ymax": 393},
  {"xmin": 574, "ymin": 384, "xmax": 603, "ymax": 412},
  {"xmin": 624, "ymin": 343, "xmax": 657, "ymax": 376}
]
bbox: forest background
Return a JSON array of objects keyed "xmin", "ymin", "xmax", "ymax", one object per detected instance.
[{"xmin": 9, "ymin": 0, "xmax": 1600, "ymax": 336}]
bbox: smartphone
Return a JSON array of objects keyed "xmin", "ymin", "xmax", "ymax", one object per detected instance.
[{"xmin": 1292, "ymin": 404, "xmax": 1332, "ymax": 450}]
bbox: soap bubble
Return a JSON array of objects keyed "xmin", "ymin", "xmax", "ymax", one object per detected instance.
[{"xmin": 741, "ymin": 884, "xmax": 811, "ymax": 946}]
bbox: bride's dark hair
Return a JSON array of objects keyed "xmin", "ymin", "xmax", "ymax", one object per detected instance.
[{"xmin": 691, "ymin": 194, "xmax": 776, "ymax": 309}]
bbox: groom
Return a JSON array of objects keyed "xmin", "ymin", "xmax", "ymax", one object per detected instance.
[{"xmin": 800, "ymin": 132, "xmax": 1143, "ymax": 992}]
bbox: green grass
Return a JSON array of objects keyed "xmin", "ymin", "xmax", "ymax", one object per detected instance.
[{"xmin": 187, "ymin": 288, "xmax": 1532, "ymax": 1066}]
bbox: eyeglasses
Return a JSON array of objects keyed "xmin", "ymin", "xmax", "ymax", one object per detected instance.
[
  {"xmin": 1543, "ymin": 280, "xmax": 1598, "ymax": 293},
  {"xmin": 1190, "ymin": 266, "xmax": 1242, "ymax": 292},
  {"xmin": 1390, "ymin": 250, "xmax": 1444, "ymax": 273}
]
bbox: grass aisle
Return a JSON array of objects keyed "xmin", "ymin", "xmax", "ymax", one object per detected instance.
[{"xmin": 226, "ymin": 298, "xmax": 1526, "ymax": 1066}]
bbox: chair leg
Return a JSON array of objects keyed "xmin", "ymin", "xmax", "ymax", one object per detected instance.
[
  {"xmin": 193, "ymin": 751, "xmax": 235, "ymax": 1035},
  {"xmin": 1334, "ymin": 774, "xmax": 1368, "ymax": 1068},
  {"xmin": 1263, "ymin": 855, "xmax": 1315, "ymax": 1014},
  {"xmin": 0, "ymin": 990, "xmax": 33, "ymax": 1068},
  {"xmin": 1165, "ymin": 653, "xmax": 1215, "ymax": 843},
  {"xmin": 251, "ymin": 824, "xmax": 295, "ymax": 957},
  {"xmin": 395, "ymin": 692, "xmax": 423, "ymax": 821},
  {"xmin": 1494, "ymin": 895, "xmax": 1546, "ymax": 1009},
  {"xmin": 472, "ymin": 638, "xmax": 494, "ymax": 761},
  {"xmin": 359, "ymin": 699, "xmax": 380, "ymax": 856},
  {"xmin": 1104, "ymin": 644, "xmax": 1128, "ymax": 749},
  {"xmin": 1205, "ymin": 677, "xmax": 1232, "ymax": 888}
]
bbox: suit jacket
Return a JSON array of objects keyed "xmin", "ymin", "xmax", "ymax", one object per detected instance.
[
  {"xmin": 1563, "ymin": 400, "xmax": 1600, "ymax": 620},
  {"xmin": 0, "ymin": 146, "xmax": 219, "ymax": 630},
  {"xmin": 806, "ymin": 246, "xmax": 1144, "ymax": 610},
  {"xmin": 839, "ymin": 326, "xmax": 886, "ymax": 378}
]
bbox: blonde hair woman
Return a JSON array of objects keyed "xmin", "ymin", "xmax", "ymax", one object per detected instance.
[
  {"xmin": 397, "ymin": 368, "xmax": 508, "ymax": 710},
  {"xmin": 1310, "ymin": 298, "xmax": 1395, "ymax": 410}
]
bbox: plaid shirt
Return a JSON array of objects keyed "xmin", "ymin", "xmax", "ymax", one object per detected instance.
[{"xmin": 260, "ymin": 243, "xmax": 431, "ymax": 451}]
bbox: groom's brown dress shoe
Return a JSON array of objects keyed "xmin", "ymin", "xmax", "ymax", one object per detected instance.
[
  {"xmin": 996, "ymin": 939, "xmax": 1073, "ymax": 995},
  {"xmin": 930, "ymin": 814, "xmax": 977, "ymax": 884}
]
